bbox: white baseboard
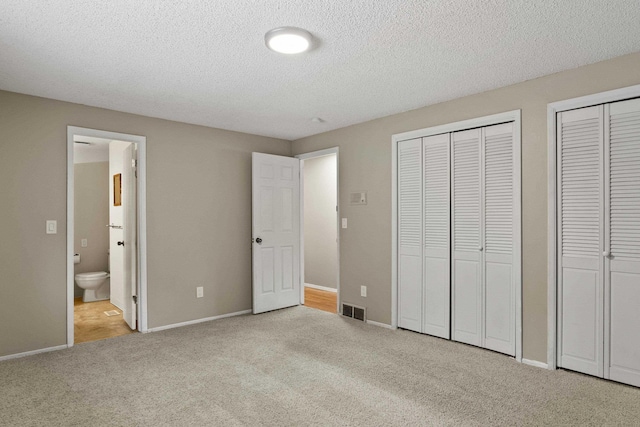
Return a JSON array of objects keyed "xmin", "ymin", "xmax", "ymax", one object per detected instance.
[
  {"xmin": 366, "ymin": 319, "xmax": 397, "ymax": 330},
  {"xmin": 0, "ymin": 344, "xmax": 68, "ymax": 362},
  {"xmin": 522, "ymin": 358, "xmax": 549, "ymax": 369},
  {"xmin": 147, "ymin": 309, "xmax": 252, "ymax": 333},
  {"xmin": 304, "ymin": 283, "xmax": 338, "ymax": 293}
]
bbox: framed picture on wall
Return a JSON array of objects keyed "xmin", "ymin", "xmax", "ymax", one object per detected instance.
[{"xmin": 113, "ymin": 173, "xmax": 122, "ymax": 206}]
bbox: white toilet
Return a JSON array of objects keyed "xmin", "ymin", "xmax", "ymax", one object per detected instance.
[{"xmin": 75, "ymin": 271, "xmax": 111, "ymax": 302}]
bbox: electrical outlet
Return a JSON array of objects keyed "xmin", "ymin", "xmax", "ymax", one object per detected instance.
[
  {"xmin": 81, "ymin": 239, "xmax": 88, "ymax": 248},
  {"xmin": 361, "ymin": 286, "xmax": 367, "ymax": 297},
  {"xmin": 196, "ymin": 286, "xmax": 204, "ymax": 298}
]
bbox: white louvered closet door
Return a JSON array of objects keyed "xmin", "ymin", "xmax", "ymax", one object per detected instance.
[
  {"xmin": 483, "ymin": 123, "xmax": 516, "ymax": 356},
  {"xmin": 398, "ymin": 138, "xmax": 423, "ymax": 333},
  {"xmin": 451, "ymin": 128, "xmax": 482, "ymax": 347},
  {"xmin": 558, "ymin": 106, "xmax": 604, "ymax": 377},
  {"xmin": 422, "ymin": 134, "xmax": 451, "ymax": 339},
  {"xmin": 606, "ymin": 98, "xmax": 640, "ymax": 387}
]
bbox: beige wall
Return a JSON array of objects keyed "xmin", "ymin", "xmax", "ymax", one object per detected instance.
[
  {"xmin": 73, "ymin": 162, "xmax": 110, "ymax": 298},
  {"xmin": 292, "ymin": 52, "xmax": 640, "ymax": 363},
  {"xmin": 0, "ymin": 90, "xmax": 289, "ymax": 357},
  {"xmin": 2, "ymin": 52, "xmax": 639, "ymax": 362},
  {"xmin": 304, "ymin": 155, "xmax": 338, "ymax": 289}
]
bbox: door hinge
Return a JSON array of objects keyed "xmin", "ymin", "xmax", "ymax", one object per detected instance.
[{"xmin": 132, "ymin": 295, "xmax": 138, "ymax": 304}]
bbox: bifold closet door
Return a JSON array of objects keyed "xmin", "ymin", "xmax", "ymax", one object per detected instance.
[
  {"xmin": 398, "ymin": 138, "xmax": 423, "ymax": 332},
  {"xmin": 452, "ymin": 124, "xmax": 516, "ymax": 356},
  {"xmin": 606, "ymin": 98, "xmax": 640, "ymax": 387},
  {"xmin": 422, "ymin": 134, "xmax": 451, "ymax": 339},
  {"xmin": 483, "ymin": 123, "xmax": 516, "ymax": 356},
  {"xmin": 558, "ymin": 105, "xmax": 604, "ymax": 377},
  {"xmin": 452, "ymin": 128, "xmax": 482, "ymax": 346}
]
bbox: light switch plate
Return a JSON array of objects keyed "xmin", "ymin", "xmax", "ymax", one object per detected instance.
[
  {"xmin": 341, "ymin": 218, "xmax": 347, "ymax": 229},
  {"xmin": 196, "ymin": 286, "xmax": 204, "ymax": 298},
  {"xmin": 361, "ymin": 286, "xmax": 367, "ymax": 297},
  {"xmin": 46, "ymin": 220, "xmax": 57, "ymax": 234},
  {"xmin": 81, "ymin": 239, "xmax": 88, "ymax": 247}
]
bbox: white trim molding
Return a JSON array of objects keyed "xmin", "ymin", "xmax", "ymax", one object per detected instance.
[
  {"xmin": 366, "ymin": 319, "xmax": 397, "ymax": 330},
  {"xmin": 67, "ymin": 126, "xmax": 148, "ymax": 349},
  {"xmin": 147, "ymin": 309, "xmax": 252, "ymax": 333},
  {"xmin": 0, "ymin": 345, "xmax": 69, "ymax": 362},
  {"xmin": 546, "ymin": 83, "xmax": 640, "ymax": 371},
  {"xmin": 522, "ymin": 358, "xmax": 550, "ymax": 370},
  {"xmin": 304, "ymin": 283, "xmax": 338, "ymax": 293},
  {"xmin": 392, "ymin": 110, "xmax": 522, "ymax": 362}
]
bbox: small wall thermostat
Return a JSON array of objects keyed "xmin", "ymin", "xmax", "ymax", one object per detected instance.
[{"xmin": 349, "ymin": 191, "xmax": 367, "ymax": 205}]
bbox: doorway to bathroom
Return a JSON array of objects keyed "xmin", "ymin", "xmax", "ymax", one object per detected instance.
[
  {"xmin": 67, "ymin": 126, "xmax": 148, "ymax": 346},
  {"xmin": 296, "ymin": 148, "xmax": 340, "ymax": 314}
]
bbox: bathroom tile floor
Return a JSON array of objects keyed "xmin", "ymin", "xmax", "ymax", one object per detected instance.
[{"xmin": 74, "ymin": 297, "xmax": 135, "ymax": 344}]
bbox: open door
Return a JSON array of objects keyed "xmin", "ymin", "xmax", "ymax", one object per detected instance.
[
  {"xmin": 122, "ymin": 144, "xmax": 137, "ymax": 330},
  {"xmin": 252, "ymin": 153, "xmax": 301, "ymax": 314}
]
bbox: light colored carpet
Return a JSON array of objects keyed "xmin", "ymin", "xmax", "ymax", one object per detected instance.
[{"xmin": 2, "ymin": 306, "xmax": 639, "ymax": 426}]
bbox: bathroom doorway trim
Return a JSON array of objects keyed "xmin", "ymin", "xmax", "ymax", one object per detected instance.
[{"xmin": 67, "ymin": 126, "xmax": 148, "ymax": 347}]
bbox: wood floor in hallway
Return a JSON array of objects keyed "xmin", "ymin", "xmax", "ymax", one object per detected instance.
[
  {"xmin": 303, "ymin": 287, "xmax": 337, "ymax": 314},
  {"xmin": 74, "ymin": 297, "xmax": 135, "ymax": 344}
]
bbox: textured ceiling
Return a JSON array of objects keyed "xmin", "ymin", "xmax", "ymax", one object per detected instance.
[{"xmin": 1, "ymin": 1, "xmax": 639, "ymax": 140}]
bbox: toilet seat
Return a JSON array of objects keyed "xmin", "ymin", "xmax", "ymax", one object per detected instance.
[{"xmin": 75, "ymin": 271, "xmax": 109, "ymax": 279}]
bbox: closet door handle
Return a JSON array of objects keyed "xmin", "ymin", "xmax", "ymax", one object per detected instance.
[
  {"xmin": 479, "ymin": 247, "xmax": 484, "ymax": 252},
  {"xmin": 603, "ymin": 250, "xmax": 611, "ymax": 258}
]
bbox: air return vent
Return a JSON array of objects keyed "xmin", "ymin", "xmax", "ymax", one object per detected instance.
[{"xmin": 341, "ymin": 303, "xmax": 366, "ymax": 322}]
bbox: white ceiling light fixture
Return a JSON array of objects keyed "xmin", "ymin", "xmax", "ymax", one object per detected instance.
[{"xmin": 265, "ymin": 27, "xmax": 312, "ymax": 54}]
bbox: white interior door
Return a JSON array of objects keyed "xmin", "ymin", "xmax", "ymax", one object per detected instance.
[
  {"xmin": 121, "ymin": 144, "xmax": 137, "ymax": 330},
  {"xmin": 483, "ymin": 123, "xmax": 516, "ymax": 356},
  {"xmin": 422, "ymin": 134, "xmax": 450, "ymax": 338},
  {"xmin": 452, "ymin": 128, "xmax": 482, "ymax": 347},
  {"xmin": 397, "ymin": 138, "xmax": 423, "ymax": 332},
  {"xmin": 252, "ymin": 153, "xmax": 301, "ymax": 314},
  {"xmin": 606, "ymin": 98, "xmax": 640, "ymax": 387},
  {"xmin": 558, "ymin": 106, "xmax": 604, "ymax": 377}
]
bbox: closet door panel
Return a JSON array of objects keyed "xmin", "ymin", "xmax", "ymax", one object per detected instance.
[
  {"xmin": 607, "ymin": 98, "xmax": 640, "ymax": 387},
  {"xmin": 558, "ymin": 106, "xmax": 604, "ymax": 377},
  {"xmin": 398, "ymin": 138, "xmax": 423, "ymax": 332},
  {"xmin": 423, "ymin": 134, "xmax": 451, "ymax": 338},
  {"xmin": 485, "ymin": 256, "xmax": 513, "ymax": 353},
  {"xmin": 484, "ymin": 123, "xmax": 516, "ymax": 356},
  {"xmin": 452, "ymin": 129, "xmax": 482, "ymax": 346}
]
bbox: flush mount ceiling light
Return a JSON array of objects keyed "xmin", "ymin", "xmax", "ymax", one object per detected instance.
[{"xmin": 265, "ymin": 27, "xmax": 312, "ymax": 54}]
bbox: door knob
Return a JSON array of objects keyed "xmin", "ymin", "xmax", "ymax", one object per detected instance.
[
  {"xmin": 479, "ymin": 247, "xmax": 484, "ymax": 252},
  {"xmin": 603, "ymin": 250, "xmax": 611, "ymax": 258},
  {"xmin": 255, "ymin": 237, "xmax": 262, "ymax": 244},
  {"xmin": 117, "ymin": 241, "xmax": 124, "ymax": 246}
]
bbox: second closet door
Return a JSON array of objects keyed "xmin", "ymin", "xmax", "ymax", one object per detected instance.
[{"xmin": 452, "ymin": 124, "xmax": 516, "ymax": 356}]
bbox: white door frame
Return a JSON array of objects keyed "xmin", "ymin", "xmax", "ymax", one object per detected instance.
[
  {"xmin": 295, "ymin": 147, "xmax": 340, "ymax": 313},
  {"xmin": 546, "ymin": 83, "xmax": 640, "ymax": 370},
  {"xmin": 392, "ymin": 110, "xmax": 522, "ymax": 361},
  {"xmin": 67, "ymin": 126, "xmax": 148, "ymax": 347}
]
